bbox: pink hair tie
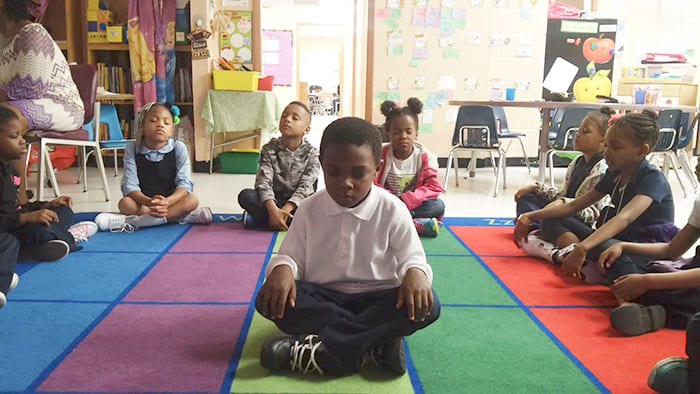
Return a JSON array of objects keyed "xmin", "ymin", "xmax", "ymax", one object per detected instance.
[{"xmin": 608, "ymin": 113, "xmax": 623, "ymax": 127}]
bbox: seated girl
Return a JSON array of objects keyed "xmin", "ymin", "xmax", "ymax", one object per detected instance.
[
  {"xmin": 374, "ymin": 98, "xmax": 444, "ymax": 237},
  {"xmin": 95, "ymin": 103, "xmax": 211, "ymax": 232},
  {"xmin": 515, "ymin": 108, "xmax": 612, "ymax": 254},
  {"xmin": 514, "ymin": 110, "xmax": 679, "ymax": 281}
]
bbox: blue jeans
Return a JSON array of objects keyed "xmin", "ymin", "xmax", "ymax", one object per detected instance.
[
  {"xmin": 411, "ymin": 198, "xmax": 445, "ymax": 219},
  {"xmin": 237, "ymin": 188, "xmax": 292, "ymax": 228}
]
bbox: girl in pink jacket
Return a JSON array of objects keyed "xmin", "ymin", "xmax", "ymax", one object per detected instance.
[{"xmin": 375, "ymin": 97, "xmax": 445, "ymax": 237}]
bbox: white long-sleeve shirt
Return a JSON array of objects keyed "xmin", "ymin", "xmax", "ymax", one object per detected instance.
[{"xmin": 266, "ymin": 185, "xmax": 433, "ymax": 294}]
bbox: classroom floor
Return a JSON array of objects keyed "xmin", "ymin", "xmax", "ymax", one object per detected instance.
[{"xmin": 31, "ymin": 114, "xmax": 696, "ymax": 227}]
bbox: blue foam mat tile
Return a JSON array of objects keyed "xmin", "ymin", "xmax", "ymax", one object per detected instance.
[
  {"xmin": 80, "ymin": 223, "xmax": 189, "ymax": 253},
  {"xmin": 0, "ymin": 301, "xmax": 110, "ymax": 391},
  {"xmin": 10, "ymin": 252, "xmax": 158, "ymax": 302}
]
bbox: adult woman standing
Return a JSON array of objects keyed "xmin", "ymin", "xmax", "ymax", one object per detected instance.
[{"xmin": 0, "ymin": 0, "xmax": 84, "ymax": 202}]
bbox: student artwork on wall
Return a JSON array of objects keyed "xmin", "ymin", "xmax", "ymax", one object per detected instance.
[
  {"xmin": 219, "ymin": 11, "xmax": 253, "ymax": 65},
  {"xmin": 262, "ymin": 29, "xmax": 293, "ymax": 86}
]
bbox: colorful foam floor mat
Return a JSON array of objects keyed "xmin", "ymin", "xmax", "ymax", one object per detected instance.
[{"xmin": 0, "ymin": 216, "xmax": 686, "ymax": 393}]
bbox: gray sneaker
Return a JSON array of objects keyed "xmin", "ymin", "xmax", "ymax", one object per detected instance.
[
  {"xmin": 180, "ymin": 207, "xmax": 213, "ymax": 224},
  {"xmin": 648, "ymin": 356, "xmax": 688, "ymax": 394}
]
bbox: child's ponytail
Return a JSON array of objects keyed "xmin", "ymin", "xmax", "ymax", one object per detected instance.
[{"xmin": 380, "ymin": 97, "xmax": 424, "ymax": 131}]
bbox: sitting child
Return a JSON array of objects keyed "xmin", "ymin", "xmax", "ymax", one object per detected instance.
[
  {"xmin": 514, "ymin": 110, "xmax": 679, "ymax": 281},
  {"xmin": 256, "ymin": 117, "xmax": 440, "ymax": 376},
  {"xmin": 0, "ymin": 108, "xmax": 96, "ymax": 308},
  {"xmin": 237, "ymin": 101, "xmax": 320, "ymax": 231},
  {"xmin": 95, "ymin": 102, "xmax": 211, "ymax": 232},
  {"xmin": 374, "ymin": 98, "xmax": 444, "ymax": 237},
  {"xmin": 515, "ymin": 108, "xmax": 611, "ymax": 243}
]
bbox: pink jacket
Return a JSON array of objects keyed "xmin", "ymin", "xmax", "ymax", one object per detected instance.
[{"xmin": 374, "ymin": 142, "xmax": 444, "ymax": 210}]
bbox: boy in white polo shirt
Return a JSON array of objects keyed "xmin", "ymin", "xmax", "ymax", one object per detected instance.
[{"xmin": 255, "ymin": 117, "xmax": 440, "ymax": 376}]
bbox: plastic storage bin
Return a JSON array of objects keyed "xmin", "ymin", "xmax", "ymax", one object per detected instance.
[
  {"xmin": 217, "ymin": 149, "xmax": 260, "ymax": 174},
  {"xmin": 258, "ymin": 75, "xmax": 274, "ymax": 91},
  {"xmin": 212, "ymin": 70, "xmax": 259, "ymax": 92}
]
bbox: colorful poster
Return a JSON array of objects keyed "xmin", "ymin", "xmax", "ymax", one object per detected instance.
[
  {"xmin": 219, "ymin": 11, "xmax": 253, "ymax": 65},
  {"xmin": 262, "ymin": 29, "xmax": 293, "ymax": 86}
]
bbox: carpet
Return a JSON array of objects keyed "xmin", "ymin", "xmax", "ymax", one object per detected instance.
[{"xmin": 0, "ymin": 216, "xmax": 686, "ymax": 393}]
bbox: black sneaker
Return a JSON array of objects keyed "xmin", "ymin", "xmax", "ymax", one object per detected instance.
[
  {"xmin": 361, "ymin": 337, "xmax": 406, "ymax": 376},
  {"xmin": 260, "ymin": 334, "xmax": 325, "ymax": 375},
  {"xmin": 18, "ymin": 240, "xmax": 70, "ymax": 262},
  {"xmin": 610, "ymin": 303, "xmax": 666, "ymax": 336}
]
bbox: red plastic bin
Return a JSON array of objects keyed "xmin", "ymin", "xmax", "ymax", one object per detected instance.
[{"xmin": 258, "ymin": 75, "xmax": 274, "ymax": 91}]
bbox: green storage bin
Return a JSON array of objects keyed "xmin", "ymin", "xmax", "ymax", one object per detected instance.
[{"xmin": 218, "ymin": 149, "xmax": 260, "ymax": 174}]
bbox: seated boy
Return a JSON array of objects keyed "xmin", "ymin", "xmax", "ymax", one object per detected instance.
[
  {"xmin": 238, "ymin": 101, "xmax": 320, "ymax": 231},
  {"xmin": 256, "ymin": 117, "xmax": 440, "ymax": 376}
]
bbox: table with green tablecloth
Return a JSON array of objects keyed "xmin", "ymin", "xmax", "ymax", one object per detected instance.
[{"xmin": 201, "ymin": 90, "xmax": 281, "ymax": 173}]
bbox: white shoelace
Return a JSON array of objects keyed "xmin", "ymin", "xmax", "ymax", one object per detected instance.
[
  {"xmin": 290, "ymin": 335, "xmax": 323, "ymax": 375},
  {"xmin": 109, "ymin": 218, "xmax": 135, "ymax": 233}
]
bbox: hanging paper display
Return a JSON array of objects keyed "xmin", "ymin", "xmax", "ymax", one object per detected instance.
[
  {"xmin": 219, "ymin": 11, "xmax": 253, "ymax": 65},
  {"xmin": 262, "ymin": 30, "xmax": 293, "ymax": 86}
]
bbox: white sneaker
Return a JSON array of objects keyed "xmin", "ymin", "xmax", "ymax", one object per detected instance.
[
  {"xmin": 520, "ymin": 234, "xmax": 556, "ymax": 263},
  {"xmin": 0, "ymin": 292, "xmax": 5, "ymax": 309},
  {"xmin": 94, "ymin": 213, "xmax": 136, "ymax": 233},
  {"xmin": 9, "ymin": 273, "xmax": 19, "ymax": 292},
  {"xmin": 68, "ymin": 221, "xmax": 98, "ymax": 242},
  {"xmin": 180, "ymin": 207, "xmax": 213, "ymax": 224}
]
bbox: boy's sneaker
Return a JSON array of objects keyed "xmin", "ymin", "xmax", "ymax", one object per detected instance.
[
  {"xmin": 0, "ymin": 273, "xmax": 20, "ymax": 310},
  {"xmin": 68, "ymin": 221, "xmax": 98, "ymax": 242},
  {"xmin": 414, "ymin": 218, "xmax": 439, "ymax": 238},
  {"xmin": 94, "ymin": 213, "xmax": 136, "ymax": 233},
  {"xmin": 610, "ymin": 303, "xmax": 666, "ymax": 336},
  {"xmin": 18, "ymin": 239, "xmax": 70, "ymax": 262},
  {"xmin": 361, "ymin": 337, "xmax": 407, "ymax": 376},
  {"xmin": 648, "ymin": 356, "xmax": 688, "ymax": 394},
  {"xmin": 520, "ymin": 232, "xmax": 557, "ymax": 263},
  {"xmin": 180, "ymin": 207, "xmax": 213, "ymax": 224},
  {"xmin": 260, "ymin": 334, "xmax": 325, "ymax": 375}
]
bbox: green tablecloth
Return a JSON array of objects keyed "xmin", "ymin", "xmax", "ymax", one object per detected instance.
[{"xmin": 201, "ymin": 90, "xmax": 281, "ymax": 144}]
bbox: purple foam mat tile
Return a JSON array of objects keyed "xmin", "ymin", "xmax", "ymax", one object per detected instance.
[
  {"xmin": 125, "ymin": 253, "xmax": 265, "ymax": 303},
  {"xmin": 169, "ymin": 224, "xmax": 273, "ymax": 253},
  {"xmin": 39, "ymin": 304, "xmax": 248, "ymax": 392}
]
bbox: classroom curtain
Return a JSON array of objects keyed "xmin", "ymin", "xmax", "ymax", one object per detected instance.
[{"xmin": 128, "ymin": 0, "xmax": 176, "ymax": 111}]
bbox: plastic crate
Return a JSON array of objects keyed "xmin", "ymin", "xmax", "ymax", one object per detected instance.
[
  {"xmin": 212, "ymin": 70, "xmax": 259, "ymax": 91},
  {"xmin": 217, "ymin": 149, "xmax": 260, "ymax": 174},
  {"xmin": 258, "ymin": 75, "xmax": 274, "ymax": 91}
]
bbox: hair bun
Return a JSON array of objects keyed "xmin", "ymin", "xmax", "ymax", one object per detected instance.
[
  {"xmin": 406, "ymin": 97, "xmax": 423, "ymax": 115},
  {"xmin": 380, "ymin": 100, "xmax": 396, "ymax": 116}
]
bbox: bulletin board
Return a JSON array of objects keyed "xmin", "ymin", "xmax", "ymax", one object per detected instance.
[
  {"xmin": 262, "ymin": 30, "xmax": 293, "ymax": 86},
  {"xmin": 369, "ymin": 0, "xmax": 549, "ymax": 158},
  {"xmin": 219, "ymin": 10, "xmax": 254, "ymax": 65}
]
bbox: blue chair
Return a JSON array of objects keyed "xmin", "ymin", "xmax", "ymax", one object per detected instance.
[
  {"xmin": 492, "ymin": 106, "xmax": 530, "ymax": 174},
  {"xmin": 650, "ymin": 109, "xmax": 689, "ymax": 197},
  {"xmin": 546, "ymin": 107, "xmax": 598, "ymax": 187},
  {"xmin": 673, "ymin": 112, "xmax": 699, "ymax": 191},
  {"xmin": 83, "ymin": 103, "xmax": 135, "ymax": 177},
  {"xmin": 444, "ymin": 105, "xmax": 506, "ymax": 196}
]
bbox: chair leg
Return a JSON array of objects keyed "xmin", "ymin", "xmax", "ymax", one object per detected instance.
[
  {"xmin": 517, "ymin": 137, "xmax": 530, "ymax": 174},
  {"xmin": 489, "ymin": 151, "xmax": 497, "ymax": 175},
  {"xmin": 81, "ymin": 146, "xmax": 88, "ymax": 191},
  {"xmin": 444, "ymin": 151, "xmax": 454, "ymax": 192},
  {"xmin": 492, "ymin": 150, "xmax": 506, "ymax": 197},
  {"xmin": 43, "ymin": 147, "xmax": 61, "ymax": 198},
  {"xmin": 547, "ymin": 149, "xmax": 556, "ymax": 187},
  {"xmin": 668, "ymin": 153, "xmax": 688, "ymax": 198},
  {"xmin": 113, "ymin": 149, "xmax": 118, "ymax": 177},
  {"xmin": 677, "ymin": 150, "xmax": 698, "ymax": 190},
  {"xmin": 93, "ymin": 146, "xmax": 111, "ymax": 201},
  {"xmin": 38, "ymin": 141, "xmax": 47, "ymax": 201}
]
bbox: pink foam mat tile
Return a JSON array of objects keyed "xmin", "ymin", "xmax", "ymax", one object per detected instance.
[
  {"xmin": 170, "ymin": 224, "xmax": 274, "ymax": 253},
  {"xmin": 125, "ymin": 253, "xmax": 265, "ymax": 303},
  {"xmin": 39, "ymin": 304, "xmax": 247, "ymax": 392}
]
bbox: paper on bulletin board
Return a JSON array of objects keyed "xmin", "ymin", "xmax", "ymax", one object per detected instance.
[
  {"xmin": 219, "ymin": 11, "xmax": 253, "ymax": 64},
  {"xmin": 222, "ymin": 0, "xmax": 249, "ymax": 7},
  {"xmin": 374, "ymin": 91, "xmax": 401, "ymax": 103},
  {"xmin": 543, "ymin": 56, "xmax": 578, "ymax": 94},
  {"xmin": 262, "ymin": 29, "xmax": 293, "ymax": 86}
]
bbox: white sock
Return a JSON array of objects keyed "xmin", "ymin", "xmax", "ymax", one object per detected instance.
[{"xmin": 128, "ymin": 214, "xmax": 168, "ymax": 229}]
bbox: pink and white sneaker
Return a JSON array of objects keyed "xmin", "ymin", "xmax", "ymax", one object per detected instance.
[{"xmin": 68, "ymin": 221, "xmax": 99, "ymax": 242}]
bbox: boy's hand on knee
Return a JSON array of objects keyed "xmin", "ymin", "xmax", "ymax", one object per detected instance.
[
  {"xmin": 257, "ymin": 265, "xmax": 296, "ymax": 320},
  {"xmin": 267, "ymin": 207, "xmax": 291, "ymax": 231},
  {"xmin": 513, "ymin": 214, "xmax": 531, "ymax": 246},
  {"xmin": 47, "ymin": 196, "xmax": 72, "ymax": 208},
  {"xmin": 397, "ymin": 268, "xmax": 433, "ymax": 322}
]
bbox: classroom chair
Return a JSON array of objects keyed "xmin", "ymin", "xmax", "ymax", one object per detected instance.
[
  {"xmin": 650, "ymin": 109, "xmax": 689, "ymax": 197},
  {"xmin": 546, "ymin": 107, "xmax": 598, "ymax": 187},
  {"xmin": 82, "ymin": 103, "xmax": 135, "ymax": 177},
  {"xmin": 26, "ymin": 64, "xmax": 110, "ymax": 201},
  {"xmin": 492, "ymin": 106, "xmax": 530, "ymax": 174},
  {"xmin": 444, "ymin": 105, "xmax": 506, "ymax": 197}
]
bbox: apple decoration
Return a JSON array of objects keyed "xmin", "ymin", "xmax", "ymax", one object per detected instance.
[
  {"xmin": 573, "ymin": 70, "xmax": 612, "ymax": 103},
  {"xmin": 582, "ymin": 36, "xmax": 615, "ymax": 64}
]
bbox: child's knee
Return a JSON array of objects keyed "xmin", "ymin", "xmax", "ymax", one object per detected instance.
[{"xmin": 118, "ymin": 196, "xmax": 140, "ymax": 214}]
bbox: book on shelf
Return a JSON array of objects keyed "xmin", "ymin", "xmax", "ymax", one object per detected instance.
[{"xmin": 96, "ymin": 62, "xmax": 132, "ymax": 94}]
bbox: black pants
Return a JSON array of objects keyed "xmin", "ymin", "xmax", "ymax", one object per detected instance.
[
  {"xmin": 256, "ymin": 281, "xmax": 441, "ymax": 374},
  {"xmin": 411, "ymin": 198, "xmax": 445, "ymax": 219},
  {"xmin": 0, "ymin": 205, "xmax": 75, "ymax": 294},
  {"xmin": 515, "ymin": 192, "xmax": 551, "ymax": 218},
  {"xmin": 541, "ymin": 215, "xmax": 619, "ymax": 261},
  {"xmin": 687, "ymin": 312, "xmax": 700, "ymax": 392},
  {"xmin": 238, "ymin": 188, "xmax": 291, "ymax": 228},
  {"xmin": 0, "ymin": 233, "xmax": 19, "ymax": 294}
]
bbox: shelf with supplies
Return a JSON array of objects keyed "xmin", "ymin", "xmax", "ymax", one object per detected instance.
[{"xmin": 617, "ymin": 78, "xmax": 699, "ymax": 106}]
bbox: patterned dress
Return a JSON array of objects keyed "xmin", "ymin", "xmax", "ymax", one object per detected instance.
[{"xmin": 0, "ymin": 23, "xmax": 84, "ymax": 131}]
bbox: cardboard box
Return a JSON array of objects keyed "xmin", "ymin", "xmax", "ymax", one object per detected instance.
[
  {"xmin": 218, "ymin": 149, "xmax": 260, "ymax": 174},
  {"xmin": 107, "ymin": 25, "xmax": 125, "ymax": 43},
  {"xmin": 212, "ymin": 70, "xmax": 259, "ymax": 92},
  {"xmin": 87, "ymin": 10, "xmax": 113, "ymax": 43}
]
